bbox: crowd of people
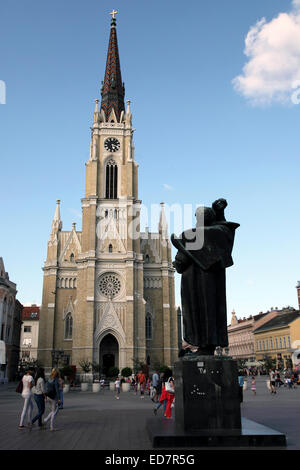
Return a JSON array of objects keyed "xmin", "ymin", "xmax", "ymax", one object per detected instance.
[
  {"xmin": 269, "ymin": 369, "xmax": 299, "ymax": 393},
  {"xmin": 17, "ymin": 366, "xmax": 176, "ymax": 431},
  {"xmin": 16, "ymin": 363, "xmax": 300, "ymax": 432},
  {"xmin": 238, "ymin": 367, "xmax": 299, "ymax": 401},
  {"xmin": 113, "ymin": 368, "xmax": 176, "ymax": 419}
]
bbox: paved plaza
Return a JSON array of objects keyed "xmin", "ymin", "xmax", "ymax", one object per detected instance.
[{"xmin": 0, "ymin": 375, "xmax": 299, "ymax": 451}]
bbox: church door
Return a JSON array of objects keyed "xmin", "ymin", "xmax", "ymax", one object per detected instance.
[{"xmin": 100, "ymin": 334, "xmax": 119, "ymax": 376}]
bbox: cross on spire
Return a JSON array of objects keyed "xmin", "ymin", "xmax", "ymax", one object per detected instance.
[{"xmin": 110, "ymin": 9, "xmax": 118, "ymax": 19}]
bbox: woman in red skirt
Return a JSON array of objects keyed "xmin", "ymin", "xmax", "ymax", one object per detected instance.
[{"xmin": 164, "ymin": 377, "xmax": 175, "ymax": 419}]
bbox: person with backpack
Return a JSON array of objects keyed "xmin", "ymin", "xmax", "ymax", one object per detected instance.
[
  {"xmin": 44, "ymin": 368, "xmax": 61, "ymax": 431},
  {"xmin": 31, "ymin": 367, "xmax": 47, "ymax": 428}
]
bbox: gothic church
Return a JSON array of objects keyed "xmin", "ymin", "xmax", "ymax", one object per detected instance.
[{"xmin": 38, "ymin": 14, "xmax": 178, "ymax": 374}]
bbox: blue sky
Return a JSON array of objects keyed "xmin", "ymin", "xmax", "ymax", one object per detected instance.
[{"xmin": 1, "ymin": 0, "xmax": 300, "ymax": 321}]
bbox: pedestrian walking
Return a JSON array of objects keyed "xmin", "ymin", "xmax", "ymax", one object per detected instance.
[
  {"xmin": 153, "ymin": 373, "xmax": 165, "ymax": 415},
  {"xmin": 292, "ymin": 372, "xmax": 298, "ymax": 389},
  {"xmin": 269, "ymin": 369, "xmax": 277, "ymax": 394},
  {"xmin": 44, "ymin": 368, "xmax": 61, "ymax": 431},
  {"xmin": 115, "ymin": 377, "xmax": 121, "ymax": 399},
  {"xmin": 31, "ymin": 367, "xmax": 46, "ymax": 428},
  {"xmin": 137, "ymin": 370, "xmax": 146, "ymax": 399},
  {"xmin": 275, "ymin": 371, "xmax": 283, "ymax": 388},
  {"xmin": 19, "ymin": 368, "xmax": 34, "ymax": 429},
  {"xmin": 164, "ymin": 376, "xmax": 175, "ymax": 419},
  {"xmin": 251, "ymin": 376, "xmax": 256, "ymax": 396},
  {"xmin": 238, "ymin": 371, "xmax": 244, "ymax": 402},
  {"xmin": 151, "ymin": 370, "xmax": 160, "ymax": 403},
  {"xmin": 58, "ymin": 373, "xmax": 64, "ymax": 409},
  {"xmin": 133, "ymin": 374, "xmax": 138, "ymax": 395}
]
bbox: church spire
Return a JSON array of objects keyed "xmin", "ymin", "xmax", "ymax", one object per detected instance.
[
  {"xmin": 51, "ymin": 199, "xmax": 62, "ymax": 232},
  {"xmin": 100, "ymin": 11, "xmax": 125, "ymax": 122}
]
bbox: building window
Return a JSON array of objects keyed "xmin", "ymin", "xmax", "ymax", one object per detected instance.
[
  {"xmin": 105, "ymin": 160, "xmax": 118, "ymax": 199},
  {"xmin": 275, "ymin": 338, "xmax": 278, "ymax": 348},
  {"xmin": 145, "ymin": 254, "xmax": 150, "ymax": 263},
  {"xmin": 279, "ymin": 337, "xmax": 282, "ymax": 349},
  {"xmin": 270, "ymin": 338, "xmax": 273, "ymax": 349},
  {"xmin": 70, "ymin": 253, "xmax": 75, "ymax": 262},
  {"xmin": 24, "ymin": 326, "xmax": 32, "ymax": 333},
  {"xmin": 109, "ymin": 244, "xmax": 113, "ymax": 253},
  {"xmin": 145, "ymin": 314, "xmax": 152, "ymax": 339},
  {"xmin": 23, "ymin": 338, "xmax": 32, "ymax": 346},
  {"xmin": 65, "ymin": 314, "xmax": 73, "ymax": 340},
  {"xmin": 288, "ymin": 336, "xmax": 291, "ymax": 348}
]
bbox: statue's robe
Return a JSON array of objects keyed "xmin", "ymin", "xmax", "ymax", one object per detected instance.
[{"xmin": 174, "ymin": 221, "xmax": 239, "ymax": 349}]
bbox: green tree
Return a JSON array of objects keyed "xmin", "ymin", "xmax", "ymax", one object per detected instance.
[
  {"xmin": 121, "ymin": 367, "xmax": 132, "ymax": 377},
  {"xmin": 107, "ymin": 366, "xmax": 119, "ymax": 378},
  {"xmin": 79, "ymin": 358, "xmax": 91, "ymax": 373},
  {"xmin": 261, "ymin": 355, "xmax": 276, "ymax": 372}
]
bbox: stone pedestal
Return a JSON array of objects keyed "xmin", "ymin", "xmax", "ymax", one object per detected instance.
[
  {"xmin": 174, "ymin": 356, "xmax": 241, "ymax": 432},
  {"xmin": 147, "ymin": 355, "xmax": 286, "ymax": 448}
]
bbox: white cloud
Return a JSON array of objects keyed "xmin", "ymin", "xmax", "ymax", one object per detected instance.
[
  {"xmin": 233, "ymin": 1, "xmax": 300, "ymax": 105},
  {"xmin": 163, "ymin": 183, "xmax": 174, "ymax": 191}
]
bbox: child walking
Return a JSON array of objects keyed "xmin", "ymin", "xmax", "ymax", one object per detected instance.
[
  {"xmin": 251, "ymin": 376, "xmax": 256, "ymax": 396},
  {"xmin": 115, "ymin": 377, "xmax": 121, "ymax": 399}
]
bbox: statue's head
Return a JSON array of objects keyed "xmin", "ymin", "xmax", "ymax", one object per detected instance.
[{"xmin": 195, "ymin": 206, "xmax": 216, "ymax": 227}]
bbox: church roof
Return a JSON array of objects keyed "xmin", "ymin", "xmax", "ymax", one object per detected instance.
[{"xmin": 100, "ymin": 16, "xmax": 125, "ymax": 122}]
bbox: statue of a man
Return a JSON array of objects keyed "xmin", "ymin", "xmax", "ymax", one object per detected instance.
[{"xmin": 171, "ymin": 199, "xmax": 239, "ymax": 356}]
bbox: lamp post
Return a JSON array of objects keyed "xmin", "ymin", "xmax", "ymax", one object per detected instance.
[{"xmin": 51, "ymin": 349, "xmax": 65, "ymax": 368}]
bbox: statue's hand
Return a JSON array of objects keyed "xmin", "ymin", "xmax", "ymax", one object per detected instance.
[{"xmin": 173, "ymin": 252, "xmax": 191, "ymax": 273}]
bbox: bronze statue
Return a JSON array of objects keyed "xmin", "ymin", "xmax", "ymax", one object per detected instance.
[{"xmin": 171, "ymin": 199, "xmax": 239, "ymax": 356}]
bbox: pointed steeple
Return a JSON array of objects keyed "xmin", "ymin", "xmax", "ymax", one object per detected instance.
[
  {"xmin": 159, "ymin": 202, "xmax": 168, "ymax": 239},
  {"xmin": 51, "ymin": 199, "xmax": 62, "ymax": 232},
  {"xmin": 100, "ymin": 12, "xmax": 125, "ymax": 122}
]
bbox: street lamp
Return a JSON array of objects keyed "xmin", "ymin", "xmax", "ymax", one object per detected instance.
[{"xmin": 51, "ymin": 349, "xmax": 65, "ymax": 368}]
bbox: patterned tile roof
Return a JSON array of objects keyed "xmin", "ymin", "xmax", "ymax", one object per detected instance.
[{"xmin": 100, "ymin": 18, "xmax": 125, "ymax": 122}]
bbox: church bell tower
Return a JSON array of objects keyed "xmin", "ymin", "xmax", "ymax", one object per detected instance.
[
  {"xmin": 38, "ymin": 12, "xmax": 178, "ymax": 375},
  {"xmin": 76, "ymin": 11, "xmax": 144, "ymax": 371}
]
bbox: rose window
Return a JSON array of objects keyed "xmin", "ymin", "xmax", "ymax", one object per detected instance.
[{"xmin": 99, "ymin": 273, "xmax": 121, "ymax": 298}]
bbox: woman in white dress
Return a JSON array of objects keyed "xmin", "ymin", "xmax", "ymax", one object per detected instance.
[{"xmin": 19, "ymin": 369, "xmax": 34, "ymax": 429}]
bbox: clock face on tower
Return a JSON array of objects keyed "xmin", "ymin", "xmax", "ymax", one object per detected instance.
[{"xmin": 104, "ymin": 137, "xmax": 120, "ymax": 153}]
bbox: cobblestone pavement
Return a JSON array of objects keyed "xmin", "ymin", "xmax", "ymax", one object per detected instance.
[{"xmin": 0, "ymin": 376, "xmax": 299, "ymax": 451}]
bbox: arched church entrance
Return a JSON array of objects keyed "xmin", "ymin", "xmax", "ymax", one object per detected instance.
[{"xmin": 100, "ymin": 333, "xmax": 119, "ymax": 375}]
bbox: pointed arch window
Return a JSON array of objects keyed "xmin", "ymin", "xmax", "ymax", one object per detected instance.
[
  {"xmin": 145, "ymin": 313, "xmax": 152, "ymax": 340},
  {"xmin": 70, "ymin": 253, "xmax": 75, "ymax": 262},
  {"xmin": 109, "ymin": 244, "xmax": 113, "ymax": 253},
  {"xmin": 65, "ymin": 313, "xmax": 73, "ymax": 340},
  {"xmin": 105, "ymin": 159, "xmax": 118, "ymax": 199}
]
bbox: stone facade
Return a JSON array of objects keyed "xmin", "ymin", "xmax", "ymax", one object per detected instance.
[
  {"xmin": 37, "ymin": 17, "xmax": 178, "ymax": 375},
  {"xmin": 20, "ymin": 304, "xmax": 40, "ymax": 362},
  {"xmin": 227, "ymin": 310, "xmax": 276, "ymax": 365},
  {"xmin": 0, "ymin": 257, "xmax": 23, "ymax": 381},
  {"xmin": 253, "ymin": 308, "xmax": 300, "ymax": 370}
]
